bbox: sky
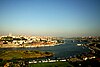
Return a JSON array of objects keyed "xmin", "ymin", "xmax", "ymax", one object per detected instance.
[{"xmin": 0, "ymin": 0, "xmax": 100, "ymax": 37}]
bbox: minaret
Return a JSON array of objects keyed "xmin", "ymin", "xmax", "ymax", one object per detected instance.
[{"xmin": 8, "ymin": 33, "xmax": 12, "ymax": 36}]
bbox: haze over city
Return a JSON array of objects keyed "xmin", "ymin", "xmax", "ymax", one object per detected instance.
[{"xmin": 0, "ymin": 0, "xmax": 100, "ymax": 37}]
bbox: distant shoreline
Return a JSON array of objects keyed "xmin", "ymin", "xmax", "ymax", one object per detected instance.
[{"xmin": 0, "ymin": 43, "xmax": 63, "ymax": 48}]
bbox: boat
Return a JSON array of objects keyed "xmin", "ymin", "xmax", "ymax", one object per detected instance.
[{"xmin": 77, "ymin": 44, "xmax": 82, "ymax": 46}]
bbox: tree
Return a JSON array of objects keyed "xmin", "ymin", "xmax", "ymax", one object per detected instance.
[{"xmin": 1, "ymin": 36, "xmax": 13, "ymax": 42}]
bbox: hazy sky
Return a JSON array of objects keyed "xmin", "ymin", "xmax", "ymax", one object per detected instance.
[{"xmin": 0, "ymin": 0, "xmax": 100, "ymax": 37}]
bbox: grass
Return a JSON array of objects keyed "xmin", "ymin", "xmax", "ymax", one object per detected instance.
[{"xmin": 0, "ymin": 50, "xmax": 54, "ymax": 60}]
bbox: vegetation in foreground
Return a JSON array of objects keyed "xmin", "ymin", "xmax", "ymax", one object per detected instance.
[
  {"xmin": 29, "ymin": 61, "xmax": 73, "ymax": 67},
  {"xmin": 0, "ymin": 50, "xmax": 54, "ymax": 60}
]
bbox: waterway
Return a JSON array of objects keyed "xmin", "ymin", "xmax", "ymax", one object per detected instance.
[{"xmin": 0, "ymin": 39, "xmax": 90, "ymax": 59}]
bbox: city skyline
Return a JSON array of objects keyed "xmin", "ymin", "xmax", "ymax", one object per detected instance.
[{"xmin": 0, "ymin": 0, "xmax": 100, "ymax": 37}]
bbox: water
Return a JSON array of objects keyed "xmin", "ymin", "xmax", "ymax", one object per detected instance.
[{"xmin": 0, "ymin": 39, "xmax": 90, "ymax": 58}]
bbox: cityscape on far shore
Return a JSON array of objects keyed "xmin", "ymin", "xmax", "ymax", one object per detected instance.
[{"xmin": 0, "ymin": 33, "xmax": 64, "ymax": 48}]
